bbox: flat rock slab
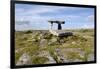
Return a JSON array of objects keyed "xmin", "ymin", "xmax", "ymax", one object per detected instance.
[
  {"xmin": 55, "ymin": 48, "xmax": 85, "ymax": 63},
  {"xmin": 49, "ymin": 30, "xmax": 73, "ymax": 36},
  {"xmin": 16, "ymin": 53, "xmax": 32, "ymax": 65},
  {"xmin": 87, "ymin": 54, "xmax": 94, "ymax": 61},
  {"xmin": 39, "ymin": 39, "xmax": 47, "ymax": 47},
  {"xmin": 38, "ymin": 51, "xmax": 56, "ymax": 64}
]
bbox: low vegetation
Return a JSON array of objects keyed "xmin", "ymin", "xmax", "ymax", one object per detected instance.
[
  {"xmin": 32, "ymin": 56, "xmax": 49, "ymax": 64},
  {"xmin": 15, "ymin": 29, "xmax": 94, "ymax": 65}
]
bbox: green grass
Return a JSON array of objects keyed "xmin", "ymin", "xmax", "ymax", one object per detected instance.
[
  {"xmin": 15, "ymin": 29, "xmax": 94, "ymax": 64},
  {"xmin": 15, "ymin": 52, "xmax": 23, "ymax": 64},
  {"xmin": 46, "ymin": 45, "xmax": 60, "ymax": 63},
  {"xmin": 32, "ymin": 56, "xmax": 49, "ymax": 64}
]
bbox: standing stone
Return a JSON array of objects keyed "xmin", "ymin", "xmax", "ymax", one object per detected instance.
[{"xmin": 16, "ymin": 53, "xmax": 32, "ymax": 65}]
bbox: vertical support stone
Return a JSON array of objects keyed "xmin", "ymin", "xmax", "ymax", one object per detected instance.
[
  {"xmin": 58, "ymin": 23, "xmax": 62, "ymax": 30},
  {"xmin": 51, "ymin": 22, "xmax": 53, "ymax": 30}
]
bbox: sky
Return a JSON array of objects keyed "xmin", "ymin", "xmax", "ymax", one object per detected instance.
[{"xmin": 15, "ymin": 4, "xmax": 94, "ymax": 31}]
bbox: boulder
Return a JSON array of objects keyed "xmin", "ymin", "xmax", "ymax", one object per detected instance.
[
  {"xmin": 87, "ymin": 54, "xmax": 94, "ymax": 61},
  {"xmin": 79, "ymin": 51, "xmax": 85, "ymax": 58},
  {"xmin": 52, "ymin": 37, "xmax": 58, "ymax": 42},
  {"xmin": 16, "ymin": 53, "xmax": 32, "ymax": 65},
  {"xmin": 39, "ymin": 39, "xmax": 47, "ymax": 47},
  {"xmin": 71, "ymin": 41, "xmax": 76, "ymax": 44},
  {"xmin": 60, "ymin": 39, "xmax": 65, "ymax": 43}
]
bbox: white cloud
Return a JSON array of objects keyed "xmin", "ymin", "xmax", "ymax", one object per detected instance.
[
  {"xmin": 81, "ymin": 24, "xmax": 94, "ymax": 29},
  {"xmin": 87, "ymin": 15, "xmax": 94, "ymax": 22},
  {"xmin": 15, "ymin": 5, "xmax": 66, "ymax": 23},
  {"xmin": 15, "ymin": 5, "xmax": 66, "ymax": 16},
  {"xmin": 15, "ymin": 4, "xmax": 94, "ymax": 30},
  {"xmin": 16, "ymin": 4, "xmax": 91, "ymax": 26}
]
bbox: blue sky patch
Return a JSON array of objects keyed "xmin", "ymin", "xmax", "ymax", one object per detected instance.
[{"xmin": 15, "ymin": 4, "xmax": 94, "ymax": 31}]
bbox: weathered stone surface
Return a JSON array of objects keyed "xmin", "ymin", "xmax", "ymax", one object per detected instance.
[
  {"xmin": 51, "ymin": 37, "xmax": 58, "ymax": 43},
  {"xmin": 87, "ymin": 54, "xmax": 94, "ymax": 61},
  {"xmin": 54, "ymin": 48, "xmax": 86, "ymax": 63},
  {"xmin": 62, "ymin": 48, "xmax": 82, "ymax": 53},
  {"xmin": 60, "ymin": 39, "xmax": 65, "ymax": 43},
  {"xmin": 55, "ymin": 48, "xmax": 60, "ymax": 53},
  {"xmin": 39, "ymin": 39, "xmax": 47, "ymax": 47},
  {"xmin": 55, "ymin": 48, "xmax": 69, "ymax": 63},
  {"xmin": 73, "ymin": 59, "xmax": 82, "ymax": 62},
  {"xmin": 16, "ymin": 53, "xmax": 32, "ymax": 65},
  {"xmin": 79, "ymin": 51, "xmax": 85, "ymax": 58},
  {"xmin": 38, "ymin": 51, "xmax": 56, "ymax": 64},
  {"xmin": 46, "ymin": 55, "xmax": 56, "ymax": 64},
  {"xmin": 71, "ymin": 41, "xmax": 76, "ymax": 44}
]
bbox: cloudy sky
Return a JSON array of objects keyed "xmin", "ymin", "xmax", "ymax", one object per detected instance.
[{"xmin": 15, "ymin": 4, "xmax": 94, "ymax": 31}]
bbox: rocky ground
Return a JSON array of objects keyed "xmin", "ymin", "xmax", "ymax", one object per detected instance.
[{"xmin": 15, "ymin": 29, "xmax": 95, "ymax": 65}]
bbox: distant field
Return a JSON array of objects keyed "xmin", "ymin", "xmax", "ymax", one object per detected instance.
[{"xmin": 15, "ymin": 29, "xmax": 95, "ymax": 65}]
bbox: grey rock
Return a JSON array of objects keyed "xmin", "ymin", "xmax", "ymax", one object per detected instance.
[
  {"xmin": 51, "ymin": 37, "xmax": 58, "ymax": 43},
  {"xmin": 46, "ymin": 55, "xmax": 56, "ymax": 64},
  {"xmin": 55, "ymin": 48, "xmax": 60, "ymax": 53},
  {"xmin": 87, "ymin": 54, "xmax": 94, "ymax": 61},
  {"xmin": 72, "ymin": 41, "xmax": 76, "ymax": 44},
  {"xmin": 60, "ymin": 39, "xmax": 65, "ymax": 43},
  {"xmin": 73, "ymin": 59, "xmax": 82, "ymax": 62},
  {"xmin": 16, "ymin": 53, "xmax": 32, "ymax": 65},
  {"xmin": 79, "ymin": 51, "xmax": 85, "ymax": 58},
  {"xmin": 40, "ymin": 39, "xmax": 47, "ymax": 47},
  {"xmin": 38, "ymin": 51, "xmax": 56, "ymax": 64}
]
